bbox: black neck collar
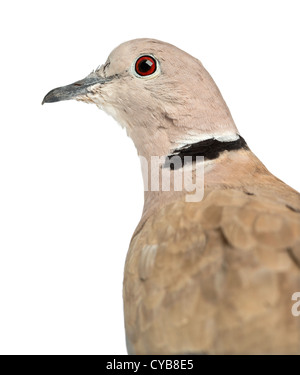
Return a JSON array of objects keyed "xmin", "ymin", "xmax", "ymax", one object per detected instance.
[{"xmin": 165, "ymin": 135, "xmax": 248, "ymax": 169}]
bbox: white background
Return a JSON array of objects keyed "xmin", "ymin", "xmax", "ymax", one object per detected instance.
[{"xmin": 0, "ymin": 0, "xmax": 299, "ymax": 354}]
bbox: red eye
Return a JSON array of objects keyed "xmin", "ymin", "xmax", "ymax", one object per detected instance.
[{"xmin": 135, "ymin": 55, "xmax": 157, "ymax": 76}]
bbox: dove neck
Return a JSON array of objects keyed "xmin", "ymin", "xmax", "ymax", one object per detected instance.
[{"xmin": 137, "ymin": 134, "xmax": 249, "ymax": 217}]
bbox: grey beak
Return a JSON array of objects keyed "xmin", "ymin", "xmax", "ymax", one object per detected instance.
[{"xmin": 42, "ymin": 73, "xmax": 107, "ymax": 105}]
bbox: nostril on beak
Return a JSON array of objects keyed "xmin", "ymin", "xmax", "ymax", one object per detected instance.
[{"xmin": 73, "ymin": 83, "xmax": 82, "ymax": 87}]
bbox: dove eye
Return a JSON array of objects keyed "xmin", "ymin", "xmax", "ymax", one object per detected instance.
[{"xmin": 135, "ymin": 55, "xmax": 157, "ymax": 77}]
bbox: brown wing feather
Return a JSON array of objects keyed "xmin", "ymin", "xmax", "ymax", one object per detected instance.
[{"xmin": 124, "ymin": 189, "xmax": 300, "ymax": 354}]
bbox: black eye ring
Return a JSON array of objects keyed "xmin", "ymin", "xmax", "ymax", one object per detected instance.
[{"xmin": 135, "ymin": 55, "xmax": 157, "ymax": 77}]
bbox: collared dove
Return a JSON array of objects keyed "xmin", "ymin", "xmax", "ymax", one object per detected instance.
[{"xmin": 43, "ymin": 38, "xmax": 300, "ymax": 354}]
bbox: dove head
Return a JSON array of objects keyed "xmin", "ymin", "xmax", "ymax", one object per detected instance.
[{"xmin": 43, "ymin": 38, "xmax": 238, "ymax": 159}]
